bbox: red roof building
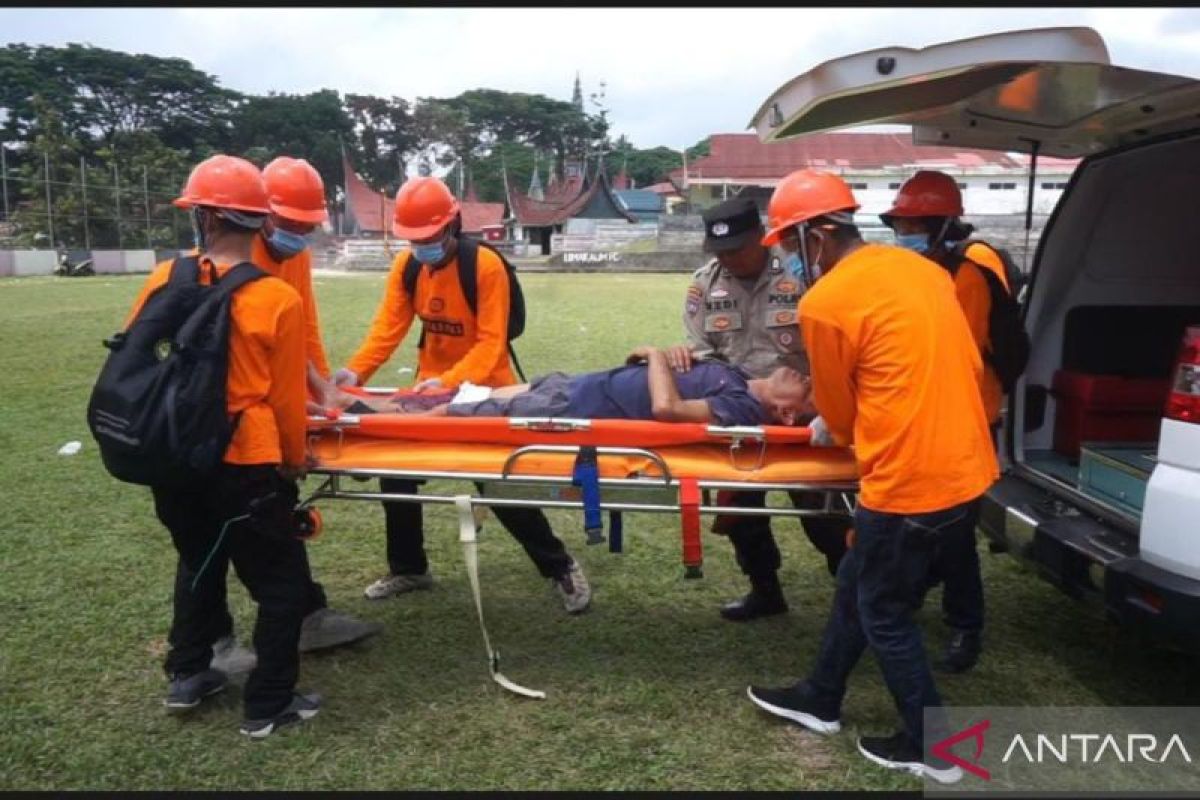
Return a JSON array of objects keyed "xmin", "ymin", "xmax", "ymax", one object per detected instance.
[{"xmin": 671, "ymin": 132, "xmax": 1030, "ymax": 186}]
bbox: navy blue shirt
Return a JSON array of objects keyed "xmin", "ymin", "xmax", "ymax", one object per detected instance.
[{"xmin": 565, "ymin": 361, "xmax": 767, "ymax": 425}]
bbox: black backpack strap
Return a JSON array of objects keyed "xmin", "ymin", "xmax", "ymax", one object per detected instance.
[
  {"xmin": 166, "ymin": 254, "xmax": 202, "ymax": 288},
  {"xmin": 456, "ymin": 237, "xmax": 480, "ymax": 317},
  {"xmin": 211, "ymin": 261, "xmax": 267, "ymax": 299},
  {"xmin": 400, "ymin": 251, "xmax": 429, "ymax": 350},
  {"xmin": 458, "ymin": 238, "xmax": 526, "ymax": 380}
]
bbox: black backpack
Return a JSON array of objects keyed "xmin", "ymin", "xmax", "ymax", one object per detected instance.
[
  {"xmin": 943, "ymin": 243, "xmax": 1032, "ymax": 393},
  {"xmin": 951, "ymin": 239, "xmax": 1026, "ymax": 298},
  {"xmin": 402, "ymin": 237, "xmax": 527, "ymax": 379},
  {"xmin": 87, "ymin": 256, "xmax": 267, "ymax": 487}
]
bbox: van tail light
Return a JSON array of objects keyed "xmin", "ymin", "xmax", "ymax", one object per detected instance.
[{"xmin": 1165, "ymin": 326, "xmax": 1200, "ymax": 424}]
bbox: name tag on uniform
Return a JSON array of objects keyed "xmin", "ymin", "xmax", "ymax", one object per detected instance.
[
  {"xmin": 423, "ymin": 317, "xmax": 465, "ymax": 337},
  {"xmin": 704, "ymin": 312, "xmax": 743, "ymax": 333}
]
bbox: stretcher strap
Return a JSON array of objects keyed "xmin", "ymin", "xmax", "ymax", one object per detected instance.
[
  {"xmin": 454, "ymin": 495, "xmax": 546, "ymax": 700},
  {"xmin": 571, "ymin": 447, "xmax": 604, "ymax": 545},
  {"xmin": 608, "ymin": 511, "xmax": 623, "ymax": 554},
  {"xmin": 679, "ymin": 478, "xmax": 703, "ymax": 578}
]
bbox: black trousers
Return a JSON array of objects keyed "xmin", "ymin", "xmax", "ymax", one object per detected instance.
[
  {"xmin": 153, "ymin": 465, "xmax": 310, "ymax": 720},
  {"xmin": 718, "ymin": 490, "xmax": 849, "ymax": 582},
  {"xmin": 379, "ymin": 478, "xmax": 573, "ymax": 579}
]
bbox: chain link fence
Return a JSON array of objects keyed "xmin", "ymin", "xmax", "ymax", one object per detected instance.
[{"xmin": 0, "ymin": 148, "xmax": 194, "ymax": 251}]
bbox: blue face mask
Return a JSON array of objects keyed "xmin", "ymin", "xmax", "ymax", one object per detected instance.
[
  {"xmin": 266, "ymin": 228, "xmax": 309, "ymax": 259},
  {"xmin": 411, "ymin": 240, "xmax": 447, "ymax": 265},
  {"xmin": 894, "ymin": 232, "xmax": 930, "ymax": 253},
  {"xmin": 783, "ymin": 251, "xmax": 806, "ymax": 282}
]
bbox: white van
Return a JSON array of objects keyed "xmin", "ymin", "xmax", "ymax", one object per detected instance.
[{"xmin": 752, "ymin": 27, "xmax": 1200, "ymax": 652}]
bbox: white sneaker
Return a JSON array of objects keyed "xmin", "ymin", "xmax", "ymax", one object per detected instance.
[
  {"xmin": 553, "ymin": 559, "xmax": 592, "ymax": 614},
  {"xmin": 210, "ymin": 635, "xmax": 257, "ymax": 675},
  {"xmin": 363, "ymin": 572, "xmax": 434, "ymax": 600}
]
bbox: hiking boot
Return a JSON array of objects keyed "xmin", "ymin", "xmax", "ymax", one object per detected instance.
[
  {"xmin": 935, "ymin": 630, "xmax": 982, "ymax": 674},
  {"xmin": 210, "ymin": 635, "xmax": 257, "ymax": 675},
  {"xmin": 299, "ymin": 607, "xmax": 383, "ymax": 653},
  {"xmin": 745, "ymin": 682, "xmax": 841, "ymax": 735},
  {"xmin": 239, "ymin": 692, "xmax": 321, "ymax": 739},
  {"xmin": 164, "ymin": 668, "xmax": 228, "ymax": 712},
  {"xmin": 553, "ymin": 559, "xmax": 591, "ymax": 614},
  {"xmin": 363, "ymin": 571, "xmax": 433, "ymax": 600},
  {"xmin": 857, "ymin": 731, "xmax": 963, "ymax": 785}
]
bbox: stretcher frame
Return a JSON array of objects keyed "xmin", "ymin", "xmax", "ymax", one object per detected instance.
[{"xmin": 302, "ymin": 397, "xmax": 858, "ymax": 699}]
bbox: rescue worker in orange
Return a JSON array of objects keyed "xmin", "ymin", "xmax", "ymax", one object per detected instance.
[
  {"xmin": 745, "ymin": 170, "xmax": 998, "ymax": 783},
  {"xmin": 331, "ymin": 176, "xmax": 590, "ymax": 613},
  {"xmin": 251, "ymin": 157, "xmax": 383, "ymax": 654},
  {"xmin": 125, "ymin": 155, "xmax": 320, "ymax": 737},
  {"xmin": 879, "ymin": 170, "xmax": 1016, "ymax": 674}
]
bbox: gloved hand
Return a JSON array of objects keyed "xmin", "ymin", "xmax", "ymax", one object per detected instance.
[
  {"xmin": 809, "ymin": 415, "xmax": 834, "ymax": 447},
  {"xmin": 332, "ymin": 367, "xmax": 359, "ymax": 388}
]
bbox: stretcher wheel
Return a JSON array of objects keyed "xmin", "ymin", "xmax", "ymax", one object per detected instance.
[
  {"xmin": 684, "ymin": 565, "xmax": 703, "ymax": 580},
  {"xmin": 295, "ymin": 506, "xmax": 323, "ymax": 541}
]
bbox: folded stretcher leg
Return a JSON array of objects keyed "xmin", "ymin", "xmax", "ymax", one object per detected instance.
[{"xmin": 454, "ymin": 495, "xmax": 546, "ymax": 700}]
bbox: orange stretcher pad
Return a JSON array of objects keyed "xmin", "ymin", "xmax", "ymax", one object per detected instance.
[{"xmin": 308, "ymin": 415, "xmax": 858, "ymax": 484}]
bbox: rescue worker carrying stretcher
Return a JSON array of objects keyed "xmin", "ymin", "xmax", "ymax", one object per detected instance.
[
  {"xmin": 330, "ymin": 176, "xmax": 591, "ymax": 614},
  {"xmin": 163, "ymin": 157, "xmax": 382, "ymax": 678},
  {"xmin": 681, "ymin": 197, "xmax": 847, "ymax": 622},
  {"xmin": 745, "ymin": 170, "xmax": 999, "ymax": 783},
  {"xmin": 124, "ymin": 155, "xmax": 321, "ymax": 737}
]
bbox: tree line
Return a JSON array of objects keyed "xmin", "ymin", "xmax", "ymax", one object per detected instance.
[{"xmin": 0, "ymin": 43, "xmax": 709, "ymax": 246}]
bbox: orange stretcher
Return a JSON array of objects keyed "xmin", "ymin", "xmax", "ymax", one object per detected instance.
[
  {"xmin": 302, "ymin": 399, "xmax": 859, "ymax": 699},
  {"xmin": 305, "ymin": 409, "xmax": 860, "ymax": 567}
]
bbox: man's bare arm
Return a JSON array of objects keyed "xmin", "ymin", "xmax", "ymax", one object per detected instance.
[{"xmin": 628, "ymin": 345, "xmax": 712, "ymax": 423}]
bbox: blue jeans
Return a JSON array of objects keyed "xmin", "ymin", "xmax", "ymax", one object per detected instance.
[{"xmin": 807, "ymin": 497, "xmax": 983, "ymax": 748}]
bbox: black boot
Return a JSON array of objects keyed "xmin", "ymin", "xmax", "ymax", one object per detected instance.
[
  {"xmin": 720, "ymin": 574, "xmax": 788, "ymax": 622},
  {"xmin": 935, "ymin": 630, "xmax": 982, "ymax": 674}
]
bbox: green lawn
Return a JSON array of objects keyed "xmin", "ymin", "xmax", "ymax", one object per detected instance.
[{"xmin": 1, "ymin": 271, "xmax": 1196, "ymax": 791}]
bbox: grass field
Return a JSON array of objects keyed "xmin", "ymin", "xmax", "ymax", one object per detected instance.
[{"xmin": 1, "ymin": 271, "xmax": 1198, "ymax": 791}]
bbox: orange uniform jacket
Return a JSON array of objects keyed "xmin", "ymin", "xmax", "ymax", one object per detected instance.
[
  {"xmin": 124, "ymin": 257, "xmax": 308, "ymax": 468},
  {"xmin": 250, "ymin": 236, "xmax": 332, "ymax": 379},
  {"xmin": 346, "ymin": 245, "xmax": 516, "ymax": 389},
  {"xmin": 799, "ymin": 243, "xmax": 999, "ymax": 514}
]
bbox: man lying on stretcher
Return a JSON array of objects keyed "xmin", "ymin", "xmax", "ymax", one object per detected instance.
[{"xmin": 335, "ymin": 345, "xmax": 816, "ymax": 427}]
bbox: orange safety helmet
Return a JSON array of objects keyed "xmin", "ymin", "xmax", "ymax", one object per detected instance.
[
  {"xmin": 392, "ymin": 176, "xmax": 461, "ymax": 240},
  {"xmin": 173, "ymin": 154, "xmax": 271, "ymax": 214},
  {"xmin": 879, "ymin": 170, "xmax": 964, "ymax": 226},
  {"xmin": 263, "ymin": 157, "xmax": 328, "ymax": 224},
  {"xmin": 762, "ymin": 170, "xmax": 860, "ymax": 246}
]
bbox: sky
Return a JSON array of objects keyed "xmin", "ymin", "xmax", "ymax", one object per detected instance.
[{"xmin": 2, "ymin": 7, "xmax": 1200, "ymax": 151}]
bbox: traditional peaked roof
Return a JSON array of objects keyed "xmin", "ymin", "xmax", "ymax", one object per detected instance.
[
  {"xmin": 669, "ymin": 132, "xmax": 1034, "ymax": 184},
  {"xmin": 507, "ymin": 161, "xmax": 637, "ymax": 227},
  {"xmin": 341, "ymin": 152, "xmax": 504, "ymax": 235}
]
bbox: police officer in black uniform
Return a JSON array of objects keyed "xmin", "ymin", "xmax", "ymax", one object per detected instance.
[{"xmin": 682, "ymin": 197, "xmax": 848, "ymax": 621}]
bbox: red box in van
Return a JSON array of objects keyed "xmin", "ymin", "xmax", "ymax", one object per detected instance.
[{"xmin": 1051, "ymin": 371, "xmax": 1171, "ymax": 459}]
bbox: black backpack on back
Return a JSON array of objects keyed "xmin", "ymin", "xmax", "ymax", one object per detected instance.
[
  {"xmin": 943, "ymin": 242, "xmax": 1032, "ymax": 393},
  {"xmin": 402, "ymin": 237, "xmax": 527, "ymax": 379},
  {"xmin": 951, "ymin": 239, "xmax": 1026, "ymax": 298},
  {"xmin": 87, "ymin": 256, "xmax": 267, "ymax": 487}
]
